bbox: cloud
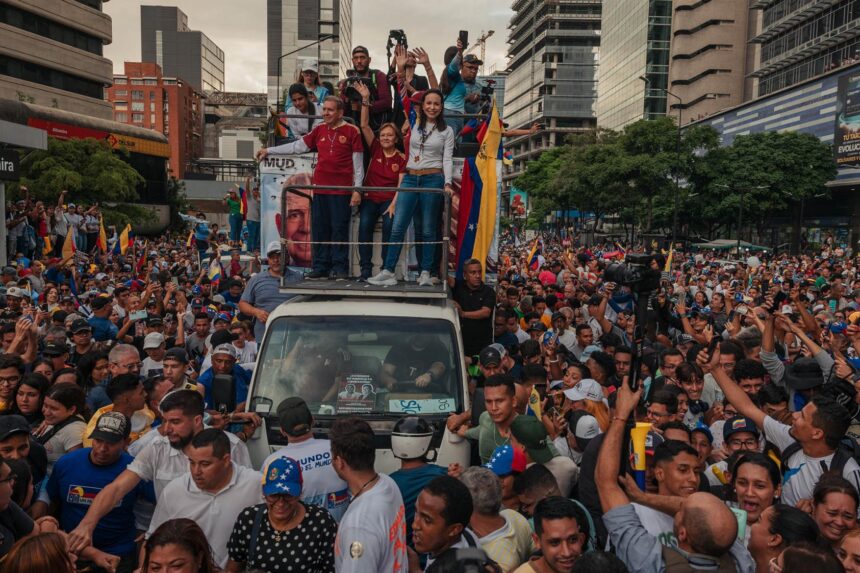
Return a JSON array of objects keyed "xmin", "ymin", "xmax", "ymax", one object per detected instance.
[{"xmin": 105, "ymin": 0, "xmax": 514, "ymax": 92}]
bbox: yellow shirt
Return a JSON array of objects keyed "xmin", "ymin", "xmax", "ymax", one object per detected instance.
[{"xmin": 82, "ymin": 404, "xmax": 155, "ymax": 447}]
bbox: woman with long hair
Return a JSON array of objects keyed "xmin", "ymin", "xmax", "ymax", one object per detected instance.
[
  {"xmin": 0, "ymin": 533, "xmax": 75, "ymax": 573},
  {"xmin": 32, "ymin": 359, "xmax": 54, "ymax": 381},
  {"xmin": 284, "ymin": 84, "xmax": 323, "ymax": 140},
  {"xmin": 32, "ymin": 382, "xmax": 88, "ymax": 470},
  {"xmin": 810, "ymin": 473, "xmax": 858, "ymax": 548},
  {"xmin": 353, "ymin": 81, "xmax": 407, "ymax": 280},
  {"xmin": 76, "ymin": 350, "xmax": 111, "ymax": 411},
  {"xmin": 369, "ymin": 89, "xmax": 455, "ymax": 288},
  {"xmin": 297, "ymin": 60, "xmax": 328, "ymax": 104},
  {"xmin": 728, "ymin": 453, "xmax": 781, "ymax": 532},
  {"xmin": 142, "ymin": 518, "xmax": 218, "ymax": 573},
  {"xmin": 838, "ymin": 528, "xmax": 860, "ymax": 573},
  {"xmin": 774, "ymin": 541, "xmax": 844, "ymax": 573},
  {"xmin": 11, "ymin": 373, "xmax": 49, "ymax": 428},
  {"xmin": 748, "ymin": 504, "xmax": 820, "ymax": 573}
]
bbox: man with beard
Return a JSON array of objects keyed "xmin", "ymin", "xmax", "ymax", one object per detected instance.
[
  {"xmin": 67, "ymin": 390, "xmax": 251, "ymax": 553},
  {"xmin": 238, "ymin": 241, "xmax": 301, "ymax": 342}
]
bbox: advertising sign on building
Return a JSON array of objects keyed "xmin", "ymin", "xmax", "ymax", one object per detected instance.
[
  {"xmin": 510, "ymin": 187, "xmax": 527, "ymax": 218},
  {"xmin": 834, "ymin": 72, "xmax": 860, "ymax": 166}
]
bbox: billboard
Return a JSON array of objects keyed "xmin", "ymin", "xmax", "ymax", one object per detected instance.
[
  {"xmin": 834, "ymin": 71, "xmax": 860, "ymax": 167},
  {"xmin": 510, "ymin": 187, "xmax": 527, "ymax": 218}
]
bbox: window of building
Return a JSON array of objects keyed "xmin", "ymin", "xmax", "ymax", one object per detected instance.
[
  {"xmin": 114, "ymin": 90, "xmax": 127, "ymax": 97},
  {"xmin": 131, "ymin": 79, "xmax": 144, "ymax": 85},
  {"xmin": 115, "ymin": 112, "xmax": 127, "ymax": 122},
  {"xmin": 145, "ymin": 79, "xmax": 157, "ymax": 85},
  {"xmin": 131, "ymin": 90, "xmax": 144, "ymax": 99},
  {"xmin": 132, "ymin": 113, "xmax": 143, "ymax": 123},
  {"xmin": 150, "ymin": 113, "xmax": 156, "ymax": 125},
  {"xmin": 115, "ymin": 78, "xmax": 127, "ymax": 84},
  {"xmin": 0, "ymin": 55, "xmax": 104, "ymax": 99},
  {"xmin": 131, "ymin": 102, "xmax": 144, "ymax": 111},
  {"xmin": 0, "ymin": 4, "xmax": 104, "ymax": 56},
  {"xmin": 114, "ymin": 102, "xmax": 127, "ymax": 110}
]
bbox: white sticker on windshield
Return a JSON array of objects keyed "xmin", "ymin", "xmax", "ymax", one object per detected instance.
[
  {"xmin": 389, "ymin": 398, "xmax": 455, "ymax": 414},
  {"xmin": 253, "ymin": 402, "xmax": 272, "ymax": 414}
]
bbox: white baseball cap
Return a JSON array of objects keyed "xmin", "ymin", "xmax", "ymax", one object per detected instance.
[
  {"xmin": 573, "ymin": 413, "xmax": 601, "ymax": 441},
  {"xmin": 212, "ymin": 343, "xmax": 239, "ymax": 359},
  {"xmin": 143, "ymin": 332, "xmax": 165, "ymax": 350},
  {"xmin": 266, "ymin": 241, "xmax": 282, "ymax": 256},
  {"xmin": 563, "ymin": 378, "xmax": 604, "ymax": 403}
]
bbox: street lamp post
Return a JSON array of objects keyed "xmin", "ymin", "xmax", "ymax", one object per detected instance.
[
  {"xmin": 639, "ymin": 76, "xmax": 682, "ymax": 249},
  {"xmin": 275, "ymin": 32, "xmax": 338, "ymax": 112}
]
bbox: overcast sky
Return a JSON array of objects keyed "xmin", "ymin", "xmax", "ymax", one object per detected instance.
[{"xmin": 104, "ymin": 1, "xmax": 514, "ymax": 92}]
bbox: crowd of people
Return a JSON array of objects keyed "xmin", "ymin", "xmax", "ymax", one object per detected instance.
[{"xmin": 2, "ymin": 193, "xmax": 860, "ymax": 573}]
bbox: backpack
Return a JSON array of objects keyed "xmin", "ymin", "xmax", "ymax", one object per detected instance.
[
  {"xmin": 779, "ymin": 437, "xmax": 860, "ymax": 476},
  {"xmin": 661, "ymin": 545, "xmax": 737, "ymax": 572}
]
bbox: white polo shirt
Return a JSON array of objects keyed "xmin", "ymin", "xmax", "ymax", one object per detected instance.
[
  {"xmin": 126, "ymin": 431, "xmax": 251, "ymax": 498},
  {"xmin": 147, "ymin": 463, "xmax": 263, "ymax": 568}
]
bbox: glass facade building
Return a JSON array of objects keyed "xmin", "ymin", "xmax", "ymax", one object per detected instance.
[
  {"xmin": 266, "ymin": 0, "xmax": 352, "ymax": 106},
  {"xmin": 750, "ymin": 0, "xmax": 860, "ymax": 97},
  {"xmin": 503, "ymin": 0, "xmax": 601, "ymax": 189},
  {"xmin": 596, "ymin": 0, "xmax": 672, "ymax": 130}
]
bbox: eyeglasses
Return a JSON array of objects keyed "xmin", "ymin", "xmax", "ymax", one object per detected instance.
[
  {"xmin": 0, "ymin": 376, "xmax": 20, "ymax": 386},
  {"xmin": 113, "ymin": 362, "xmax": 142, "ymax": 371},
  {"xmin": 265, "ymin": 493, "xmax": 297, "ymax": 505},
  {"xmin": 0, "ymin": 474, "xmax": 16, "ymax": 487},
  {"xmin": 647, "ymin": 409, "xmax": 671, "ymax": 419},
  {"xmin": 728, "ymin": 439, "xmax": 758, "ymax": 449}
]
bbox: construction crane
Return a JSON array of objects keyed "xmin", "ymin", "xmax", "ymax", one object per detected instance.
[{"xmin": 466, "ymin": 30, "xmax": 495, "ymax": 75}]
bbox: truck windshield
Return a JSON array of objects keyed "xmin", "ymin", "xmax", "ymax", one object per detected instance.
[{"xmin": 253, "ymin": 316, "xmax": 463, "ymax": 417}]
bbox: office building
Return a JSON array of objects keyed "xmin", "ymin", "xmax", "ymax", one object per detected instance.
[
  {"xmin": 106, "ymin": 62, "xmax": 204, "ymax": 178},
  {"xmin": 202, "ymin": 91, "xmax": 268, "ymax": 159},
  {"xmin": 267, "ymin": 0, "xmax": 352, "ymax": 106},
  {"xmin": 0, "ymin": 0, "xmax": 113, "ymax": 119},
  {"xmin": 596, "ymin": 0, "xmax": 673, "ymax": 130},
  {"xmin": 503, "ymin": 0, "xmax": 601, "ymax": 188},
  {"xmin": 667, "ymin": 0, "xmax": 751, "ymax": 123},
  {"xmin": 749, "ymin": 0, "xmax": 860, "ymax": 98},
  {"xmin": 141, "ymin": 6, "xmax": 225, "ymax": 93}
]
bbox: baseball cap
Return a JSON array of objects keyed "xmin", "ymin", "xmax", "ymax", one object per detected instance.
[
  {"xmin": 676, "ymin": 333, "xmax": 695, "ymax": 345},
  {"xmin": 88, "ymin": 412, "xmax": 131, "ymax": 444},
  {"xmin": 484, "ymin": 444, "xmax": 527, "ymax": 477},
  {"xmin": 212, "ymin": 343, "xmax": 239, "ymax": 359},
  {"xmin": 52, "ymin": 310, "xmax": 69, "ymax": 324},
  {"xmin": 463, "ymin": 54, "xmax": 483, "ymax": 65},
  {"xmin": 479, "ymin": 345, "xmax": 504, "ymax": 367},
  {"xmin": 723, "ymin": 416, "xmax": 760, "ymax": 441},
  {"xmin": 548, "ymin": 379, "xmax": 564, "ymax": 391},
  {"xmin": 91, "ymin": 294, "xmax": 113, "ymax": 310},
  {"xmin": 644, "ymin": 431, "xmax": 665, "ymax": 456},
  {"xmin": 563, "ymin": 379, "xmax": 604, "ymax": 403},
  {"xmin": 210, "ymin": 329, "xmax": 238, "ymax": 348},
  {"xmin": 164, "ymin": 347, "xmax": 188, "ymax": 364},
  {"xmin": 566, "ymin": 410, "xmax": 601, "ymax": 450},
  {"xmin": 0, "ymin": 415, "xmax": 32, "ymax": 442},
  {"xmin": 214, "ymin": 312, "xmax": 231, "ymax": 324},
  {"xmin": 42, "ymin": 342, "xmax": 68, "ymax": 357},
  {"xmin": 95, "ymin": 273, "xmax": 108, "ymax": 281},
  {"xmin": 277, "ymin": 397, "xmax": 313, "ymax": 437},
  {"xmin": 510, "ymin": 415, "xmax": 554, "ymax": 464},
  {"xmin": 143, "ymin": 332, "xmax": 166, "ymax": 350},
  {"xmin": 191, "ymin": 298, "xmax": 205, "ymax": 308},
  {"xmin": 352, "ymin": 45, "xmax": 369, "ymax": 55},
  {"xmin": 266, "ymin": 240, "xmax": 282, "ymax": 255},
  {"xmin": 145, "ymin": 315, "xmax": 164, "ymax": 327},
  {"xmin": 550, "ymin": 311, "xmax": 565, "ymax": 322},
  {"xmin": 527, "ymin": 321, "xmax": 547, "ymax": 333},
  {"xmin": 5, "ymin": 287, "xmax": 23, "ymax": 299},
  {"xmin": 691, "ymin": 424, "xmax": 714, "ymax": 444},
  {"xmin": 580, "ymin": 344, "xmax": 602, "ymax": 362},
  {"xmin": 261, "ymin": 456, "xmax": 303, "ymax": 497}
]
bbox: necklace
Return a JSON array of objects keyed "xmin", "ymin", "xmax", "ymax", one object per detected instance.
[
  {"xmin": 270, "ymin": 507, "xmax": 299, "ymax": 543},
  {"xmin": 414, "ymin": 123, "xmax": 434, "ymax": 162},
  {"xmin": 352, "ymin": 473, "xmax": 380, "ymax": 500},
  {"xmin": 325, "ymin": 122, "xmax": 342, "ymax": 156}
]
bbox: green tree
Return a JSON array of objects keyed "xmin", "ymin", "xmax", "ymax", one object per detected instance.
[
  {"xmin": 514, "ymin": 146, "xmax": 565, "ymax": 227},
  {"xmin": 15, "ymin": 137, "xmax": 153, "ymax": 228},
  {"xmin": 167, "ymin": 176, "xmax": 193, "ymax": 231}
]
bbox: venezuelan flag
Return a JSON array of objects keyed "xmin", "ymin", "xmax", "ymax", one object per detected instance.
[
  {"xmin": 42, "ymin": 236, "xmax": 53, "ymax": 256},
  {"xmin": 96, "ymin": 217, "xmax": 108, "ymax": 253},
  {"xmin": 527, "ymin": 237, "xmax": 542, "ymax": 271},
  {"xmin": 135, "ymin": 240, "xmax": 148, "ymax": 276},
  {"xmin": 208, "ymin": 258, "xmax": 222, "ymax": 284},
  {"xmin": 113, "ymin": 224, "xmax": 132, "ymax": 255},
  {"xmin": 455, "ymin": 100, "xmax": 503, "ymax": 279},
  {"xmin": 61, "ymin": 229, "xmax": 76, "ymax": 260}
]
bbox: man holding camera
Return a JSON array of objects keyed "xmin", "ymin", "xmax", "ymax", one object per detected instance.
[{"xmin": 339, "ymin": 45, "xmax": 392, "ymax": 129}]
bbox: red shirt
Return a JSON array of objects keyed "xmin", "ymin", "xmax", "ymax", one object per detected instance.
[
  {"xmin": 302, "ymin": 122, "xmax": 363, "ymax": 195},
  {"xmin": 364, "ymin": 140, "xmax": 406, "ymax": 202}
]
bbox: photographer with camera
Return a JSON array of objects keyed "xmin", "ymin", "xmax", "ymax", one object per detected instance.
[{"xmin": 340, "ymin": 46, "xmax": 392, "ymax": 130}]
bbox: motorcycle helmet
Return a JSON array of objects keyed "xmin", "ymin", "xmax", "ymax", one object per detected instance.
[{"xmin": 391, "ymin": 415, "xmax": 435, "ymax": 461}]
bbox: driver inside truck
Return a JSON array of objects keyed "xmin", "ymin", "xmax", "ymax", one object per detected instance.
[
  {"xmin": 277, "ymin": 332, "xmax": 351, "ymax": 403},
  {"xmin": 380, "ymin": 333, "xmax": 448, "ymax": 391}
]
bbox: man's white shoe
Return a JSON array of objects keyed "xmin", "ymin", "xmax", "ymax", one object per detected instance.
[
  {"xmin": 368, "ymin": 269, "xmax": 397, "ymax": 286},
  {"xmin": 417, "ymin": 271, "xmax": 433, "ymax": 287}
]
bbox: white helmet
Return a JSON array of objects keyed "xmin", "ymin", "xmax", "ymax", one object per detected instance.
[{"xmin": 391, "ymin": 416, "xmax": 435, "ymax": 460}]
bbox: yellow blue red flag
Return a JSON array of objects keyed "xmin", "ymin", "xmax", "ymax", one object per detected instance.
[{"xmin": 455, "ymin": 100, "xmax": 503, "ymax": 279}]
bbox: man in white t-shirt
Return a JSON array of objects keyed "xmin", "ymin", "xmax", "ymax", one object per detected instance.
[
  {"xmin": 262, "ymin": 397, "xmax": 349, "ymax": 521},
  {"xmin": 331, "ymin": 417, "xmax": 407, "ymax": 573},
  {"xmin": 705, "ymin": 348, "xmax": 860, "ymax": 506}
]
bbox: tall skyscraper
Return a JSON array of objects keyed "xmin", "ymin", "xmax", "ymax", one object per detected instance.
[
  {"xmin": 749, "ymin": 0, "xmax": 860, "ymax": 98},
  {"xmin": 141, "ymin": 6, "xmax": 225, "ymax": 93},
  {"xmin": 503, "ymin": 0, "xmax": 601, "ymax": 187},
  {"xmin": 0, "ymin": 0, "xmax": 113, "ymax": 119},
  {"xmin": 267, "ymin": 0, "xmax": 352, "ymax": 106},
  {"xmin": 667, "ymin": 0, "xmax": 751, "ymax": 124},
  {"xmin": 596, "ymin": 0, "xmax": 673, "ymax": 130}
]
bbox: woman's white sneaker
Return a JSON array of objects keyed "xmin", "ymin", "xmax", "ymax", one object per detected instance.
[{"xmin": 367, "ymin": 269, "xmax": 397, "ymax": 286}]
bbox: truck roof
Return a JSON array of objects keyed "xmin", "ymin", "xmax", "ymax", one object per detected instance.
[{"xmin": 266, "ymin": 295, "xmax": 459, "ymax": 322}]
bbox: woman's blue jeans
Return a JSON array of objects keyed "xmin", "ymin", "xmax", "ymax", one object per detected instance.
[
  {"xmin": 383, "ymin": 173, "xmax": 444, "ymax": 273},
  {"xmin": 358, "ymin": 199, "xmax": 393, "ymax": 277}
]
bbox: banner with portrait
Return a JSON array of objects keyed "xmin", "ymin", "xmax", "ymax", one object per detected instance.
[{"xmin": 834, "ymin": 71, "xmax": 860, "ymax": 167}]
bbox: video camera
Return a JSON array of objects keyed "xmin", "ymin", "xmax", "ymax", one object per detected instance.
[
  {"xmin": 343, "ymin": 75, "xmax": 368, "ymax": 102},
  {"xmin": 388, "ymin": 29, "xmax": 408, "ymax": 50},
  {"xmin": 604, "ymin": 254, "xmax": 662, "ymax": 294}
]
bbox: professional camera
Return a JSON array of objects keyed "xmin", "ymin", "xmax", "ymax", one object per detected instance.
[
  {"xmin": 388, "ymin": 29, "xmax": 408, "ymax": 49},
  {"xmin": 604, "ymin": 254, "xmax": 662, "ymax": 293},
  {"xmin": 343, "ymin": 75, "xmax": 368, "ymax": 101}
]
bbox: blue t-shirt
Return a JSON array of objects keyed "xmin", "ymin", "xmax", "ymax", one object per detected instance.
[
  {"xmin": 198, "ymin": 364, "xmax": 251, "ymax": 410},
  {"xmin": 443, "ymin": 54, "xmax": 466, "ymax": 112},
  {"xmin": 390, "ymin": 463, "xmax": 447, "ymax": 547},
  {"xmin": 46, "ymin": 449, "xmax": 152, "ymax": 555},
  {"xmin": 87, "ymin": 316, "xmax": 118, "ymax": 342}
]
